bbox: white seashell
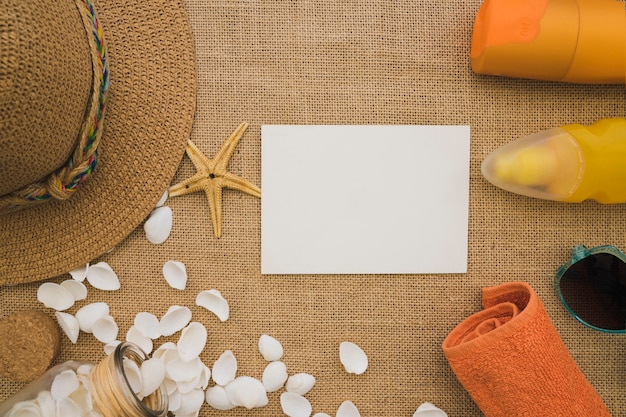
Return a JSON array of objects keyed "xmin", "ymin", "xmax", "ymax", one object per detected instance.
[
  {"xmin": 103, "ymin": 340, "xmax": 121, "ymax": 356},
  {"xmin": 92, "ymin": 315, "xmax": 119, "ymax": 344},
  {"xmin": 168, "ymin": 389, "xmax": 182, "ymax": 413},
  {"xmin": 177, "ymin": 322, "xmax": 207, "ymax": 362},
  {"xmin": 51, "ymin": 369, "xmax": 79, "ymax": 400},
  {"xmin": 413, "ymin": 402, "xmax": 448, "ymax": 417},
  {"xmin": 60, "ymin": 279, "xmax": 87, "ymax": 301},
  {"xmin": 85, "ymin": 262, "xmax": 120, "ymax": 291},
  {"xmin": 122, "ymin": 358, "xmax": 143, "ymax": 395},
  {"xmin": 205, "ymin": 385, "xmax": 236, "ymax": 410},
  {"xmin": 55, "ymin": 312, "xmax": 80, "ymax": 344},
  {"xmin": 258, "ymin": 334, "xmax": 283, "ymax": 361},
  {"xmin": 75, "ymin": 302, "xmax": 110, "ymax": 333},
  {"xmin": 68, "ymin": 378, "xmax": 92, "ymax": 414},
  {"xmin": 55, "ymin": 397, "xmax": 81, "ymax": 417},
  {"xmin": 224, "ymin": 376, "xmax": 269, "ymax": 409},
  {"xmin": 36, "ymin": 391, "xmax": 55, "ymax": 417},
  {"xmin": 152, "ymin": 342, "xmax": 178, "ymax": 361},
  {"xmin": 195, "ymin": 289, "xmax": 229, "ymax": 321},
  {"xmin": 175, "ymin": 388, "xmax": 205, "ymax": 416},
  {"xmin": 312, "ymin": 414, "xmax": 332, "ymax": 417},
  {"xmin": 69, "ymin": 263, "xmax": 89, "ymax": 282},
  {"xmin": 162, "ymin": 261, "xmax": 187, "ymax": 290},
  {"xmin": 262, "ymin": 361, "xmax": 288, "ymax": 392},
  {"xmin": 126, "ymin": 326, "xmax": 153, "ymax": 355},
  {"xmin": 165, "ymin": 356, "xmax": 201, "ymax": 383},
  {"xmin": 286, "ymin": 373, "xmax": 316, "ymax": 395},
  {"xmin": 197, "ymin": 363, "xmax": 211, "ymax": 390},
  {"xmin": 212, "ymin": 350, "xmax": 237, "ymax": 386},
  {"xmin": 139, "ymin": 358, "xmax": 166, "ymax": 398},
  {"xmin": 144, "ymin": 206, "xmax": 173, "ymax": 244},
  {"xmin": 76, "ymin": 364, "xmax": 94, "ymax": 376},
  {"xmin": 159, "ymin": 305, "xmax": 192, "ymax": 336},
  {"xmin": 339, "ymin": 341, "xmax": 368, "ymax": 375},
  {"xmin": 134, "ymin": 312, "xmax": 161, "ymax": 339},
  {"xmin": 37, "ymin": 282, "xmax": 74, "ymax": 311},
  {"xmin": 280, "ymin": 392, "xmax": 312, "ymax": 417},
  {"xmin": 156, "ymin": 190, "xmax": 168, "ymax": 208},
  {"xmin": 336, "ymin": 401, "xmax": 361, "ymax": 417},
  {"xmin": 6, "ymin": 400, "xmax": 41, "ymax": 417}
]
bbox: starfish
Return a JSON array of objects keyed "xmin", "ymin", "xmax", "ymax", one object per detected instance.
[{"xmin": 169, "ymin": 122, "xmax": 261, "ymax": 238}]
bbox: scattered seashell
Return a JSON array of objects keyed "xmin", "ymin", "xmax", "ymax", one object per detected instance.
[
  {"xmin": 224, "ymin": 376, "xmax": 269, "ymax": 409},
  {"xmin": 175, "ymin": 388, "xmax": 205, "ymax": 416},
  {"xmin": 162, "ymin": 261, "xmax": 187, "ymax": 290},
  {"xmin": 177, "ymin": 322, "xmax": 207, "ymax": 362},
  {"xmin": 339, "ymin": 341, "xmax": 368, "ymax": 375},
  {"xmin": 92, "ymin": 315, "xmax": 119, "ymax": 344},
  {"xmin": 195, "ymin": 289, "xmax": 229, "ymax": 321},
  {"xmin": 69, "ymin": 263, "xmax": 89, "ymax": 282},
  {"xmin": 122, "ymin": 358, "xmax": 143, "ymax": 395},
  {"xmin": 262, "ymin": 361, "xmax": 288, "ymax": 392},
  {"xmin": 205, "ymin": 385, "xmax": 236, "ymax": 410},
  {"xmin": 75, "ymin": 302, "xmax": 110, "ymax": 333},
  {"xmin": 55, "ymin": 312, "xmax": 80, "ymax": 344},
  {"xmin": 165, "ymin": 356, "xmax": 201, "ymax": 383},
  {"xmin": 50, "ymin": 369, "xmax": 79, "ymax": 400},
  {"xmin": 126, "ymin": 326, "xmax": 153, "ymax": 355},
  {"xmin": 36, "ymin": 390, "xmax": 56, "ymax": 417},
  {"xmin": 286, "ymin": 373, "xmax": 316, "ymax": 395},
  {"xmin": 156, "ymin": 190, "xmax": 168, "ymax": 208},
  {"xmin": 159, "ymin": 305, "xmax": 192, "ymax": 336},
  {"xmin": 168, "ymin": 389, "xmax": 182, "ymax": 413},
  {"xmin": 413, "ymin": 402, "xmax": 448, "ymax": 417},
  {"xmin": 336, "ymin": 400, "xmax": 361, "ymax": 417},
  {"xmin": 85, "ymin": 262, "xmax": 120, "ymax": 291},
  {"xmin": 37, "ymin": 282, "xmax": 75, "ymax": 311},
  {"xmin": 212, "ymin": 350, "xmax": 237, "ymax": 386},
  {"xmin": 6, "ymin": 400, "xmax": 41, "ymax": 417},
  {"xmin": 144, "ymin": 206, "xmax": 173, "ymax": 244},
  {"xmin": 280, "ymin": 392, "xmax": 312, "ymax": 417},
  {"xmin": 258, "ymin": 334, "xmax": 283, "ymax": 361},
  {"xmin": 55, "ymin": 397, "xmax": 81, "ymax": 417},
  {"xmin": 134, "ymin": 312, "xmax": 161, "ymax": 339},
  {"xmin": 139, "ymin": 358, "xmax": 166, "ymax": 398},
  {"xmin": 152, "ymin": 342, "xmax": 177, "ymax": 361},
  {"xmin": 103, "ymin": 340, "xmax": 121, "ymax": 356},
  {"xmin": 60, "ymin": 279, "xmax": 87, "ymax": 301}
]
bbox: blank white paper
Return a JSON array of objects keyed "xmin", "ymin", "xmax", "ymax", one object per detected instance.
[{"xmin": 261, "ymin": 125, "xmax": 470, "ymax": 274}]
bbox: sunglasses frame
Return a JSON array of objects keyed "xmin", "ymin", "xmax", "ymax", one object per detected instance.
[{"xmin": 554, "ymin": 244, "xmax": 626, "ymax": 334}]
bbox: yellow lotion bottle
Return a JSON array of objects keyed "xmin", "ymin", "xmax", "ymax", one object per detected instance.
[{"xmin": 482, "ymin": 118, "xmax": 626, "ymax": 203}]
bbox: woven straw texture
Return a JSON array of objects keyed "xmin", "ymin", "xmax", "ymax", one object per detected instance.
[{"xmin": 2, "ymin": 1, "xmax": 626, "ymax": 416}]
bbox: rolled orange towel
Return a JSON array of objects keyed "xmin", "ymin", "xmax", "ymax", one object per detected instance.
[{"xmin": 442, "ymin": 281, "xmax": 611, "ymax": 417}]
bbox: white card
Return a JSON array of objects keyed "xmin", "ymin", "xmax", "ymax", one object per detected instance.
[{"xmin": 261, "ymin": 125, "xmax": 470, "ymax": 274}]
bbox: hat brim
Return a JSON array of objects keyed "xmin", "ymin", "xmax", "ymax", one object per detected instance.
[{"xmin": 0, "ymin": 0, "xmax": 196, "ymax": 285}]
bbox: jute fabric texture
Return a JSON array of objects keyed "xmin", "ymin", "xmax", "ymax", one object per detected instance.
[{"xmin": 2, "ymin": 1, "xmax": 626, "ymax": 416}]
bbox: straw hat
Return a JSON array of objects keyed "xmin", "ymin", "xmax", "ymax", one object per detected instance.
[{"xmin": 0, "ymin": 0, "xmax": 196, "ymax": 285}]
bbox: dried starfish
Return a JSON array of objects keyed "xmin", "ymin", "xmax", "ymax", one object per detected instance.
[{"xmin": 169, "ymin": 122, "xmax": 261, "ymax": 238}]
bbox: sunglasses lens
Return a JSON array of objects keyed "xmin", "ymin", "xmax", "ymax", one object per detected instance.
[{"xmin": 559, "ymin": 252, "xmax": 626, "ymax": 331}]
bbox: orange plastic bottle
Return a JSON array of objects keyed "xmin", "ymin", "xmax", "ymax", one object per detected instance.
[{"xmin": 470, "ymin": 0, "xmax": 626, "ymax": 84}]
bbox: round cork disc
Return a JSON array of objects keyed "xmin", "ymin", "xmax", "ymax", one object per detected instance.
[{"xmin": 0, "ymin": 310, "xmax": 61, "ymax": 382}]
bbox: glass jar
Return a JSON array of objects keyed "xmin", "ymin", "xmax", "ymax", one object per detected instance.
[{"xmin": 0, "ymin": 342, "xmax": 168, "ymax": 417}]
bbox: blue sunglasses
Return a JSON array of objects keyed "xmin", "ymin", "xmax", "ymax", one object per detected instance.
[{"xmin": 555, "ymin": 245, "xmax": 626, "ymax": 333}]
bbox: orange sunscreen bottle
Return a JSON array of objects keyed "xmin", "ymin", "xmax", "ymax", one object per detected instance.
[
  {"xmin": 482, "ymin": 118, "xmax": 626, "ymax": 202},
  {"xmin": 470, "ymin": 0, "xmax": 626, "ymax": 83}
]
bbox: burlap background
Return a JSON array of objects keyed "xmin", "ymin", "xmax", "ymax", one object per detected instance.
[{"xmin": 2, "ymin": 1, "xmax": 626, "ymax": 416}]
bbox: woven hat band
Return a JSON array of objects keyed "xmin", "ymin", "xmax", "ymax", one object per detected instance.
[{"xmin": 0, "ymin": 0, "xmax": 108, "ymax": 211}]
